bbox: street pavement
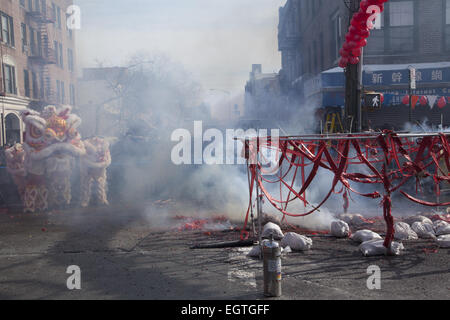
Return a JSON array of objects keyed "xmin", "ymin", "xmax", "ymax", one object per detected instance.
[{"xmin": 0, "ymin": 203, "xmax": 449, "ymax": 300}]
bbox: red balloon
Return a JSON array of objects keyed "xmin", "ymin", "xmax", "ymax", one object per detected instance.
[
  {"xmin": 343, "ymin": 42, "xmax": 350, "ymax": 51},
  {"xmin": 360, "ymin": 0, "xmax": 370, "ymax": 11},
  {"xmin": 339, "ymin": 48, "xmax": 350, "ymax": 57},
  {"xmin": 419, "ymin": 96, "xmax": 428, "ymax": 106},
  {"xmin": 349, "ymin": 56, "xmax": 360, "ymax": 65},
  {"xmin": 352, "ymin": 48, "xmax": 362, "ymax": 57},
  {"xmin": 402, "ymin": 95, "xmax": 410, "ymax": 105},
  {"xmin": 348, "ymin": 41, "xmax": 358, "ymax": 48},
  {"xmin": 359, "ymin": 29, "xmax": 370, "ymax": 38},
  {"xmin": 353, "ymin": 34, "xmax": 362, "ymax": 42},
  {"xmin": 438, "ymin": 97, "xmax": 447, "ymax": 109},
  {"xmin": 339, "ymin": 57, "xmax": 349, "ymax": 68},
  {"xmin": 359, "ymin": 39, "xmax": 368, "ymax": 47},
  {"xmin": 349, "ymin": 26, "xmax": 358, "ymax": 34}
]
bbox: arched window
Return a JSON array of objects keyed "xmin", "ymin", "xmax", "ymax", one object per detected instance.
[{"xmin": 5, "ymin": 113, "xmax": 21, "ymax": 146}]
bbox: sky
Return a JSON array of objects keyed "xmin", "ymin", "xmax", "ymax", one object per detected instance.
[{"xmin": 74, "ymin": 0, "xmax": 286, "ymax": 97}]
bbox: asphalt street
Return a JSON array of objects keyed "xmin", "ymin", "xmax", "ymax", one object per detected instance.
[{"xmin": 0, "ymin": 204, "xmax": 448, "ymax": 300}]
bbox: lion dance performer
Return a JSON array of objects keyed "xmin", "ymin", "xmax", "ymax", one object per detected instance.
[
  {"xmin": 20, "ymin": 106, "xmax": 86, "ymax": 212},
  {"xmin": 80, "ymin": 137, "xmax": 111, "ymax": 207},
  {"xmin": 6, "ymin": 105, "xmax": 112, "ymax": 213},
  {"xmin": 4, "ymin": 143, "xmax": 27, "ymax": 202}
]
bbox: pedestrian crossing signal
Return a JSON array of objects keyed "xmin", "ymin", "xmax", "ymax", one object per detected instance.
[{"xmin": 365, "ymin": 94, "xmax": 382, "ymax": 109}]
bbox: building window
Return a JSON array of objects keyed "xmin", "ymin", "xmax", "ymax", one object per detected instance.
[
  {"xmin": 20, "ymin": 0, "xmax": 26, "ymax": 8},
  {"xmin": 59, "ymin": 42, "xmax": 63, "ymax": 68},
  {"xmin": 331, "ymin": 12, "xmax": 342, "ymax": 62},
  {"xmin": 57, "ymin": 6, "xmax": 61, "ymax": 29},
  {"xmin": 32, "ymin": 72, "xmax": 38, "ymax": 99},
  {"xmin": 69, "ymin": 84, "xmax": 75, "ymax": 105},
  {"xmin": 21, "ymin": 23, "xmax": 27, "ymax": 53},
  {"xmin": 56, "ymin": 80, "xmax": 61, "ymax": 103},
  {"xmin": 52, "ymin": 3, "xmax": 56, "ymax": 21},
  {"xmin": 446, "ymin": 0, "xmax": 450, "ymax": 51},
  {"xmin": 388, "ymin": 1, "xmax": 414, "ymax": 52},
  {"xmin": 366, "ymin": 12, "xmax": 385, "ymax": 55},
  {"xmin": 39, "ymin": 72, "xmax": 45, "ymax": 98},
  {"xmin": 3, "ymin": 64, "xmax": 17, "ymax": 95},
  {"xmin": 24, "ymin": 70, "xmax": 30, "ymax": 97},
  {"xmin": 68, "ymin": 48, "xmax": 74, "ymax": 72},
  {"xmin": 33, "ymin": 0, "xmax": 41, "ymax": 13},
  {"xmin": 61, "ymin": 81, "xmax": 65, "ymax": 104},
  {"xmin": 1, "ymin": 12, "xmax": 15, "ymax": 47}
]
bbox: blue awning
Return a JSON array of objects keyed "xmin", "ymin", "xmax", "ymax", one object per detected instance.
[{"xmin": 307, "ymin": 62, "xmax": 450, "ymax": 107}]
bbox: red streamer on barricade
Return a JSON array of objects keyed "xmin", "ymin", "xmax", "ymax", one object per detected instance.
[{"xmin": 242, "ymin": 131, "xmax": 450, "ymax": 250}]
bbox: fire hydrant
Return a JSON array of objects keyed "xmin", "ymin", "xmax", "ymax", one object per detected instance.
[{"xmin": 262, "ymin": 235, "xmax": 282, "ymax": 297}]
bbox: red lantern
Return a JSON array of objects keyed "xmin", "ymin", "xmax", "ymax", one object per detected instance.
[
  {"xmin": 437, "ymin": 97, "xmax": 447, "ymax": 109},
  {"xmin": 419, "ymin": 96, "xmax": 428, "ymax": 106},
  {"xmin": 402, "ymin": 95, "xmax": 410, "ymax": 105}
]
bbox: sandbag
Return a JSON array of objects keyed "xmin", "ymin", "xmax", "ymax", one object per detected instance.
[
  {"xmin": 350, "ymin": 229, "xmax": 382, "ymax": 243},
  {"xmin": 405, "ymin": 215, "xmax": 433, "ymax": 226},
  {"xmin": 261, "ymin": 222, "xmax": 284, "ymax": 240},
  {"xmin": 436, "ymin": 235, "xmax": 450, "ymax": 248},
  {"xmin": 338, "ymin": 213, "xmax": 365, "ymax": 226},
  {"xmin": 394, "ymin": 222, "xmax": 418, "ymax": 240},
  {"xmin": 433, "ymin": 220, "xmax": 450, "ymax": 236},
  {"xmin": 281, "ymin": 232, "xmax": 312, "ymax": 251},
  {"xmin": 359, "ymin": 239, "xmax": 405, "ymax": 256},
  {"xmin": 331, "ymin": 220, "xmax": 350, "ymax": 238},
  {"xmin": 247, "ymin": 245, "xmax": 261, "ymax": 258},
  {"xmin": 261, "ymin": 212, "xmax": 282, "ymax": 227},
  {"xmin": 411, "ymin": 222, "xmax": 436, "ymax": 239}
]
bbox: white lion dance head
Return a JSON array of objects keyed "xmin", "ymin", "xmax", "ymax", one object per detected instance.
[{"xmin": 5, "ymin": 105, "xmax": 112, "ymax": 213}]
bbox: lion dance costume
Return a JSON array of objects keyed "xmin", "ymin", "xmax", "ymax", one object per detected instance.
[{"xmin": 5, "ymin": 105, "xmax": 112, "ymax": 213}]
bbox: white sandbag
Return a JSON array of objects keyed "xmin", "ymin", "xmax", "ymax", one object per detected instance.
[
  {"xmin": 394, "ymin": 222, "xmax": 418, "ymax": 240},
  {"xmin": 261, "ymin": 212, "xmax": 282, "ymax": 227},
  {"xmin": 359, "ymin": 239, "xmax": 405, "ymax": 256},
  {"xmin": 282, "ymin": 246, "xmax": 292, "ymax": 254},
  {"xmin": 350, "ymin": 229, "xmax": 382, "ymax": 243},
  {"xmin": 433, "ymin": 220, "xmax": 450, "ymax": 236},
  {"xmin": 436, "ymin": 235, "xmax": 450, "ymax": 248},
  {"xmin": 261, "ymin": 222, "xmax": 284, "ymax": 240},
  {"xmin": 411, "ymin": 222, "xmax": 436, "ymax": 239},
  {"xmin": 405, "ymin": 215, "xmax": 433, "ymax": 226},
  {"xmin": 331, "ymin": 220, "xmax": 350, "ymax": 238},
  {"xmin": 338, "ymin": 213, "xmax": 365, "ymax": 225},
  {"xmin": 247, "ymin": 245, "xmax": 261, "ymax": 257},
  {"xmin": 281, "ymin": 232, "xmax": 312, "ymax": 251}
]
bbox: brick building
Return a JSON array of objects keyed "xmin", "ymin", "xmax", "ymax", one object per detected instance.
[
  {"xmin": 0, "ymin": 0, "xmax": 77, "ymax": 146},
  {"xmin": 278, "ymin": 0, "xmax": 450, "ymax": 130}
]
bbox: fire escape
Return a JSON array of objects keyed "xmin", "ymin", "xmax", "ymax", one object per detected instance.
[{"xmin": 26, "ymin": 6, "xmax": 57, "ymax": 107}]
